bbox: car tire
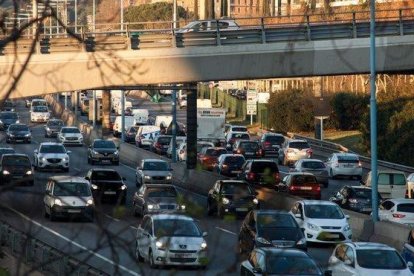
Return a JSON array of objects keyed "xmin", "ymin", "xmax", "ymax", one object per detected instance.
[
  {"xmin": 27, "ymin": 180, "xmax": 34, "ymax": 186},
  {"xmin": 135, "ymin": 241, "xmax": 144, "ymax": 262},
  {"xmin": 50, "ymin": 209, "xmax": 56, "ymax": 221},
  {"xmin": 44, "ymin": 206, "xmax": 49, "ymax": 218},
  {"xmin": 217, "ymin": 206, "xmax": 224, "ymax": 219},
  {"xmin": 149, "ymin": 250, "xmax": 157, "ymax": 268}
]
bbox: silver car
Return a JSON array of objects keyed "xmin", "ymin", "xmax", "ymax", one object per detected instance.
[
  {"xmin": 34, "ymin": 142, "xmax": 71, "ymax": 172},
  {"xmin": 132, "ymin": 184, "xmax": 185, "ymax": 217},
  {"xmin": 325, "ymin": 153, "xmax": 362, "ymax": 180},
  {"xmin": 58, "ymin": 126, "xmax": 83, "ymax": 146},
  {"xmin": 292, "ymin": 159, "xmax": 329, "ymax": 187},
  {"xmin": 278, "ymin": 139, "xmax": 312, "ymax": 166},
  {"xmin": 135, "ymin": 159, "xmax": 173, "ymax": 186}
]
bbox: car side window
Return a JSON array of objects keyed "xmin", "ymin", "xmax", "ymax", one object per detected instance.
[
  {"xmin": 381, "ymin": 200, "xmax": 394, "ymax": 210},
  {"xmin": 249, "ymin": 251, "xmax": 258, "ymax": 268},
  {"xmin": 335, "ymin": 245, "xmax": 346, "ymax": 261},
  {"xmin": 298, "ymin": 203, "xmax": 304, "ymax": 216},
  {"xmin": 344, "ymin": 246, "xmax": 355, "ymax": 266}
]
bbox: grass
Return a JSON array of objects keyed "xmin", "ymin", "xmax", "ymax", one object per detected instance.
[{"xmin": 326, "ymin": 131, "xmax": 368, "ymax": 156}]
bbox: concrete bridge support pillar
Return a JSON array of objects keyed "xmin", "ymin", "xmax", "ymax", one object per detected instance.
[
  {"xmin": 186, "ymin": 84, "xmax": 197, "ymax": 170},
  {"xmin": 71, "ymin": 91, "xmax": 78, "ymax": 112},
  {"xmin": 102, "ymin": 90, "xmax": 111, "ymax": 135}
]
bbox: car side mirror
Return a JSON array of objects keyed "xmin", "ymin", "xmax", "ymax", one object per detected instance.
[
  {"xmin": 345, "ymin": 215, "xmax": 350, "ymax": 220},
  {"xmin": 202, "ymin": 232, "xmax": 208, "ymax": 237},
  {"xmin": 252, "ymin": 267, "xmax": 262, "ymax": 274},
  {"xmin": 407, "ymin": 261, "xmax": 413, "ymax": 268},
  {"xmin": 85, "ymin": 176, "xmax": 90, "ymax": 180},
  {"xmin": 67, "ymin": 151, "xmax": 72, "ymax": 154}
]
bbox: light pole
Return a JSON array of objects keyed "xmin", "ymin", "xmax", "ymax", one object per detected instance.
[
  {"xmin": 172, "ymin": 89, "xmax": 177, "ymax": 162},
  {"xmin": 173, "ymin": 0, "xmax": 177, "ymax": 29},
  {"xmin": 120, "ymin": 0, "xmax": 124, "ymax": 31},
  {"xmin": 314, "ymin": 116, "xmax": 329, "ymax": 141},
  {"xmin": 370, "ymin": 0, "xmax": 378, "ymax": 222},
  {"xmin": 93, "ymin": 0, "xmax": 96, "ymax": 31}
]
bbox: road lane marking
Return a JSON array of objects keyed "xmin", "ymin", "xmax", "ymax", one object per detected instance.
[
  {"xmin": 73, "ymin": 167, "xmax": 81, "ymax": 172},
  {"xmin": 215, "ymin": 227, "xmax": 237, "ymax": 236},
  {"xmin": 6, "ymin": 207, "xmax": 140, "ymax": 276},
  {"xmin": 105, "ymin": 214, "xmax": 120, "ymax": 222},
  {"xmin": 130, "ymin": 226, "xmax": 138, "ymax": 230}
]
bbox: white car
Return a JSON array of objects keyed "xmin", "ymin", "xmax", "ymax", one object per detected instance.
[
  {"xmin": 135, "ymin": 214, "xmax": 208, "ymax": 268},
  {"xmin": 34, "ymin": 142, "xmax": 70, "ymax": 172},
  {"xmin": 177, "ymin": 142, "xmax": 187, "ymax": 162},
  {"xmin": 406, "ymin": 173, "xmax": 414, "ymax": 198},
  {"xmin": 290, "ymin": 200, "xmax": 352, "ymax": 244},
  {"xmin": 378, "ymin": 198, "xmax": 414, "ymax": 226},
  {"xmin": 325, "ymin": 153, "xmax": 363, "ymax": 180},
  {"xmin": 30, "ymin": 105, "xmax": 50, "ymax": 123},
  {"xmin": 176, "ymin": 19, "xmax": 239, "ymax": 33},
  {"xmin": 328, "ymin": 242, "xmax": 413, "ymax": 276},
  {"xmin": 58, "ymin": 126, "xmax": 83, "ymax": 146}
]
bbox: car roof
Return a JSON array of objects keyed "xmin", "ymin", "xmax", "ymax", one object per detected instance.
[
  {"xmin": 143, "ymin": 159, "xmax": 167, "ymax": 163},
  {"xmin": 289, "ymin": 172, "xmax": 316, "ymax": 176},
  {"xmin": 301, "ymin": 200, "xmax": 336, "ymax": 206},
  {"xmin": 254, "ymin": 209, "xmax": 290, "ymax": 215},
  {"xmin": 0, "ymin": 147, "xmax": 14, "ymax": 150},
  {"xmin": 349, "ymin": 186, "xmax": 372, "ymax": 190},
  {"xmin": 49, "ymin": 176, "xmax": 89, "ymax": 184},
  {"xmin": 251, "ymin": 159, "xmax": 277, "ymax": 163},
  {"xmin": 93, "ymin": 139, "xmax": 114, "ymax": 142},
  {"xmin": 150, "ymin": 214, "xmax": 194, "ymax": 221},
  {"xmin": 2, "ymin": 153, "xmax": 29, "ymax": 158},
  {"xmin": 345, "ymin": 242, "xmax": 396, "ymax": 250},
  {"xmin": 300, "ymin": 159, "xmax": 323, "ymax": 163},
  {"xmin": 40, "ymin": 142, "xmax": 64, "ymax": 146},
  {"xmin": 334, "ymin": 152, "xmax": 359, "ymax": 157},
  {"xmin": 229, "ymin": 131, "xmax": 249, "ymax": 134},
  {"xmin": 62, "ymin": 126, "xmax": 79, "ymax": 129},
  {"xmin": 263, "ymin": 132, "xmax": 284, "ymax": 136},
  {"xmin": 219, "ymin": 180, "xmax": 248, "ymax": 185},
  {"xmin": 8, "ymin": 123, "xmax": 28, "ymax": 127},
  {"xmin": 255, "ymin": 247, "xmax": 311, "ymax": 257},
  {"xmin": 144, "ymin": 184, "xmax": 176, "ymax": 189},
  {"xmin": 386, "ymin": 198, "xmax": 414, "ymax": 204}
]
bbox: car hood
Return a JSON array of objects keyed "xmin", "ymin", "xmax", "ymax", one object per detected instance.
[
  {"xmin": 157, "ymin": 236, "xmax": 204, "ymax": 251},
  {"xmin": 258, "ymin": 227, "xmax": 303, "ymax": 242},
  {"xmin": 91, "ymin": 179, "xmax": 123, "ymax": 187},
  {"xmin": 61, "ymin": 133, "xmax": 82, "ymax": 138},
  {"xmin": 8, "ymin": 131, "xmax": 30, "ymax": 135},
  {"xmin": 38, "ymin": 153, "xmax": 68, "ymax": 159},
  {"xmin": 1, "ymin": 118, "xmax": 17, "ymax": 124},
  {"xmin": 146, "ymin": 197, "xmax": 178, "ymax": 205},
  {"xmin": 357, "ymin": 268, "xmax": 411, "ymax": 276},
  {"xmin": 142, "ymin": 170, "xmax": 171, "ymax": 177},
  {"xmin": 56, "ymin": 196, "xmax": 92, "ymax": 207},
  {"xmin": 306, "ymin": 218, "xmax": 347, "ymax": 228}
]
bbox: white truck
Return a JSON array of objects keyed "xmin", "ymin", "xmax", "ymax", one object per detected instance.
[
  {"xmin": 197, "ymin": 99, "xmax": 212, "ymax": 108},
  {"xmin": 154, "ymin": 115, "xmax": 173, "ymax": 129},
  {"xmin": 197, "ymin": 108, "xmax": 226, "ymax": 141},
  {"xmin": 132, "ymin": 109, "xmax": 149, "ymax": 125}
]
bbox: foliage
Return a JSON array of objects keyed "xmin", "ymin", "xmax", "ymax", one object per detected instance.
[
  {"xmin": 267, "ymin": 89, "xmax": 315, "ymax": 133},
  {"xmin": 330, "ymin": 92, "xmax": 369, "ymax": 130},
  {"xmin": 125, "ymin": 2, "xmax": 188, "ymax": 23}
]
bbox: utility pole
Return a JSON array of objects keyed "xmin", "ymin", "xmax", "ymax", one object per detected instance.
[
  {"xmin": 93, "ymin": 90, "xmax": 97, "ymax": 128},
  {"xmin": 121, "ymin": 90, "xmax": 125, "ymax": 142},
  {"xmin": 173, "ymin": 0, "xmax": 177, "ymax": 29},
  {"xmin": 172, "ymin": 90, "xmax": 177, "ymax": 162},
  {"xmin": 121, "ymin": 0, "xmax": 124, "ymax": 31}
]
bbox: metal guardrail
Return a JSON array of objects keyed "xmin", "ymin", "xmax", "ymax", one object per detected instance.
[
  {"xmin": 0, "ymin": 220, "xmax": 108, "ymax": 276},
  {"xmin": 291, "ymin": 133, "xmax": 414, "ymax": 175}
]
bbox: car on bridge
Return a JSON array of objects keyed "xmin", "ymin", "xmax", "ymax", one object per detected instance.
[
  {"xmin": 134, "ymin": 214, "xmax": 208, "ymax": 268},
  {"xmin": 150, "ymin": 135, "xmax": 172, "ymax": 155},
  {"xmin": 378, "ymin": 198, "xmax": 414, "ymax": 226},
  {"xmin": 123, "ymin": 125, "xmax": 140, "ymax": 143},
  {"xmin": 87, "ymin": 139, "xmax": 119, "ymax": 165},
  {"xmin": 44, "ymin": 118, "xmax": 64, "ymax": 138},
  {"xmin": 0, "ymin": 147, "xmax": 15, "ymax": 159},
  {"xmin": 6, "ymin": 123, "xmax": 31, "ymax": 144},
  {"xmin": 1, "ymin": 100, "xmax": 15, "ymax": 112},
  {"xmin": 132, "ymin": 184, "xmax": 185, "ymax": 217},
  {"xmin": 0, "ymin": 153, "xmax": 34, "ymax": 186},
  {"xmin": 166, "ymin": 136, "xmax": 186, "ymax": 159},
  {"xmin": 33, "ymin": 142, "xmax": 70, "ymax": 172},
  {"xmin": 85, "ymin": 168, "xmax": 127, "ymax": 204},
  {"xmin": 58, "ymin": 126, "xmax": 83, "ymax": 146},
  {"xmin": 278, "ymin": 173, "xmax": 321, "ymax": 200},
  {"xmin": 135, "ymin": 159, "xmax": 173, "ymax": 186},
  {"xmin": 176, "ymin": 19, "xmax": 239, "ymax": 33},
  {"xmin": 0, "ymin": 111, "xmax": 19, "ymax": 130}
]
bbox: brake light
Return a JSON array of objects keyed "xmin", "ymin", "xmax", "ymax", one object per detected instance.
[
  {"xmin": 392, "ymin": 213, "xmax": 406, "ymax": 218},
  {"xmin": 264, "ymin": 141, "xmax": 271, "ymax": 147},
  {"xmin": 202, "ymin": 157, "xmax": 209, "ymax": 161},
  {"xmin": 222, "ymin": 164, "xmax": 228, "ymax": 168},
  {"xmin": 306, "ymin": 149, "xmax": 313, "ymax": 157},
  {"xmin": 155, "ymin": 142, "xmax": 161, "ymax": 148},
  {"xmin": 289, "ymin": 186, "xmax": 298, "ymax": 191},
  {"xmin": 236, "ymin": 149, "xmax": 241, "ymax": 154},
  {"xmin": 247, "ymin": 172, "xmax": 255, "ymax": 180},
  {"xmin": 273, "ymin": 172, "xmax": 280, "ymax": 182},
  {"xmin": 358, "ymin": 161, "xmax": 362, "ymax": 167},
  {"xmin": 314, "ymin": 185, "xmax": 321, "ymax": 192}
]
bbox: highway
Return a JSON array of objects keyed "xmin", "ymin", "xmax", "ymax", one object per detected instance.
[{"xmin": 0, "ymin": 99, "xmax": 361, "ymax": 275}]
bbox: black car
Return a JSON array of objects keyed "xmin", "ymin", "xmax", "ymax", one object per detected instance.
[
  {"xmin": 216, "ymin": 154, "xmax": 246, "ymax": 176},
  {"xmin": 207, "ymin": 180, "xmax": 259, "ymax": 218},
  {"xmin": 44, "ymin": 119, "xmax": 64, "ymax": 138},
  {"xmin": 0, "ymin": 111, "xmax": 19, "ymax": 130},
  {"xmin": 87, "ymin": 139, "xmax": 119, "ymax": 165},
  {"xmin": 329, "ymin": 185, "xmax": 382, "ymax": 214},
  {"xmin": 85, "ymin": 168, "xmax": 127, "ymax": 204},
  {"xmin": 124, "ymin": 126, "xmax": 140, "ymax": 143},
  {"xmin": 6, "ymin": 124, "xmax": 31, "ymax": 144},
  {"xmin": 239, "ymin": 160, "xmax": 280, "ymax": 188},
  {"xmin": 238, "ymin": 210, "xmax": 307, "ymax": 254},
  {"xmin": 2, "ymin": 100, "xmax": 14, "ymax": 112},
  {"xmin": 233, "ymin": 140, "xmax": 262, "ymax": 159},
  {"xmin": 151, "ymin": 135, "xmax": 172, "ymax": 155},
  {"xmin": 241, "ymin": 248, "xmax": 328, "ymax": 276},
  {"xmin": 260, "ymin": 133, "xmax": 285, "ymax": 158},
  {"xmin": 0, "ymin": 154, "xmax": 34, "ymax": 186},
  {"xmin": 0, "ymin": 148, "xmax": 15, "ymax": 159}
]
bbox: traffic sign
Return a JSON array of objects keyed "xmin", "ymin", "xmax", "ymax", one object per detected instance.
[{"xmin": 247, "ymin": 90, "xmax": 257, "ymax": 115}]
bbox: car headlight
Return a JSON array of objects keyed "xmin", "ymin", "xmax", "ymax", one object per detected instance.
[
  {"xmin": 180, "ymin": 205, "xmax": 186, "ymax": 210},
  {"xmin": 2, "ymin": 170, "xmax": 10, "ymax": 175},
  {"xmin": 166, "ymin": 175, "xmax": 172, "ymax": 180},
  {"xmin": 92, "ymin": 150, "xmax": 99, "ymax": 155},
  {"xmin": 343, "ymin": 224, "xmax": 351, "ymax": 232},
  {"xmin": 91, "ymin": 184, "xmax": 98, "ymax": 190},
  {"xmin": 63, "ymin": 156, "xmax": 69, "ymax": 161},
  {"xmin": 155, "ymin": 240, "xmax": 166, "ymax": 250},
  {"xmin": 148, "ymin": 204, "xmax": 159, "ymax": 210},
  {"xmin": 46, "ymin": 127, "xmax": 50, "ymax": 131},
  {"xmin": 255, "ymin": 237, "xmax": 271, "ymax": 245},
  {"xmin": 0, "ymin": 120, "xmax": 3, "ymax": 124},
  {"xmin": 15, "ymin": 119, "xmax": 19, "ymax": 123},
  {"xmin": 222, "ymin": 197, "xmax": 230, "ymax": 205},
  {"xmin": 54, "ymin": 199, "xmax": 63, "ymax": 206},
  {"xmin": 25, "ymin": 133, "xmax": 31, "ymax": 137},
  {"xmin": 307, "ymin": 223, "xmax": 320, "ymax": 231},
  {"xmin": 41, "ymin": 157, "xmax": 47, "ymax": 162},
  {"xmin": 253, "ymin": 198, "xmax": 259, "ymax": 204},
  {"xmin": 201, "ymin": 241, "xmax": 207, "ymax": 250},
  {"xmin": 144, "ymin": 175, "xmax": 151, "ymax": 180},
  {"xmin": 8, "ymin": 134, "xmax": 14, "ymax": 137},
  {"xmin": 297, "ymin": 238, "xmax": 307, "ymax": 245},
  {"xmin": 114, "ymin": 150, "xmax": 119, "ymax": 155},
  {"xmin": 121, "ymin": 185, "xmax": 127, "ymax": 190},
  {"xmin": 26, "ymin": 170, "xmax": 32, "ymax": 175},
  {"xmin": 86, "ymin": 199, "xmax": 94, "ymax": 206}
]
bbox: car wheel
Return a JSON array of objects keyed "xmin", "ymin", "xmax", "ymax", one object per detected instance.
[
  {"xmin": 44, "ymin": 206, "xmax": 49, "ymax": 218},
  {"xmin": 149, "ymin": 250, "xmax": 157, "ymax": 268},
  {"xmin": 135, "ymin": 241, "xmax": 144, "ymax": 262},
  {"xmin": 217, "ymin": 206, "xmax": 224, "ymax": 219},
  {"xmin": 50, "ymin": 209, "xmax": 56, "ymax": 221}
]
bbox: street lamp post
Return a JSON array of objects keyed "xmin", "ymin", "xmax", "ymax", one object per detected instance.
[
  {"xmin": 93, "ymin": 0, "xmax": 96, "ymax": 32},
  {"xmin": 370, "ymin": 0, "xmax": 379, "ymax": 222},
  {"xmin": 120, "ymin": 0, "xmax": 124, "ymax": 31},
  {"xmin": 173, "ymin": 0, "xmax": 178, "ymax": 29},
  {"xmin": 172, "ymin": 90, "xmax": 177, "ymax": 163}
]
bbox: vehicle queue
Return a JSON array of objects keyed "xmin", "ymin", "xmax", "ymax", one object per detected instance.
[{"xmin": 1, "ymin": 97, "xmax": 414, "ymax": 275}]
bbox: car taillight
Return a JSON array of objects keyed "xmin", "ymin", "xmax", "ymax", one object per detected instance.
[
  {"xmin": 306, "ymin": 149, "xmax": 313, "ymax": 157},
  {"xmin": 358, "ymin": 161, "xmax": 362, "ymax": 167},
  {"xmin": 222, "ymin": 164, "xmax": 228, "ymax": 168},
  {"xmin": 314, "ymin": 185, "xmax": 321, "ymax": 191},
  {"xmin": 273, "ymin": 172, "xmax": 280, "ymax": 182},
  {"xmin": 393, "ymin": 213, "xmax": 406, "ymax": 218},
  {"xmin": 264, "ymin": 141, "xmax": 271, "ymax": 147},
  {"xmin": 289, "ymin": 186, "xmax": 298, "ymax": 191},
  {"xmin": 256, "ymin": 149, "xmax": 262, "ymax": 155},
  {"xmin": 236, "ymin": 149, "xmax": 241, "ymax": 154},
  {"xmin": 247, "ymin": 172, "xmax": 255, "ymax": 180},
  {"xmin": 155, "ymin": 142, "xmax": 161, "ymax": 148}
]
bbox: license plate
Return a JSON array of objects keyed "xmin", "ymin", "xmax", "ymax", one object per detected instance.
[
  {"xmin": 163, "ymin": 146, "xmax": 169, "ymax": 149},
  {"xmin": 362, "ymin": 208, "xmax": 372, "ymax": 212},
  {"xmin": 101, "ymin": 160, "xmax": 111, "ymax": 163},
  {"xmin": 236, "ymin": 208, "xmax": 248, "ymax": 212},
  {"xmin": 67, "ymin": 209, "xmax": 81, "ymax": 213},
  {"xmin": 299, "ymin": 187, "xmax": 312, "ymax": 190},
  {"xmin": 12, "ymin": 175, "xmax": 23, "ymax": 179},
  {"xmin": 326, "ymin": 233, "xmax": 340, "ymax": 238},
  {"xmin": 344, "ymin": 164, "xmax": 354, "ymax": 167},
  {"xmin": 175, "ymin": 253, "xmax": 191, "ymax": 258},
  {"xmin": 231, "ymin": 170, "xmax": 241, "ymax": 174},
  {"xmin": 104, "ymin": 191, "xmax": 116, "ymax": 195},
  {"xmin": 272, "ymin": 145, "xmax": 278, "ymax": 148},
  {"xmin": 245, "ymin": 152, "xmax": 253, "ymax": 155}
]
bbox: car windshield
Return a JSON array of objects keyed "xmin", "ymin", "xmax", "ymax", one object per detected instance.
[
  {"xmin": 147, "ymin": 187, "xmax": 177, "ymax": 198},
  {"xmin": 33, "ymin": 106, "xmax": 48, "ymax": 112},
  {"xmin": 397, "ymin": 203, "xmax": 414, "ymax": 213},
  {"xmin": 257, "ymin": 213, "xmax": 297, "ymax": 228},
  {"xmin": 32, "ymin": 101, "xmax": 47, "ymax": 107},
  {"xmin": 9, "ymin": 125, "xmax": 29, "ymax": 131},
  {"xmin": 337, "ymin": 155, "xmax": 359, "ymax": 163},
  {"xmin": 48, "ymin": 120, "xmax": 63, "ymax": 126},
  {"xmin": 292, "ymin": 175, "xmax": 318, "ymax": 185},
  {"xmin": 304, "ymin": 204, "xmax": 344, "ymax": 219},
  {"xmin": 0, "ymin": 148, "xmax": 15, "ymax": 158},
  {"xmin": 251, "ymin": 162, "xmax": 278, "ymax": 173},
  {"xmin": 2, "ymin": 156, "xmax": 30, "ymax": 166},
  {"xmin": 154, "ymin": 219, "xmax": 201, "ymax": 237},
  {"xmin": 240, "ymin": 142, "xmax": 259, "ymax": 150},
  {"xmin": 92, "ymin": 171, "xmax": 121, "ymax": 181},
  {"xmin": 40, "ymin": 145, "xmax": 66, "ymax": 153},
  {"xmin": 232, "ymin": 127, "xmax": 247, "ymax": 132},
  {"xmin": 0, "ymin": 112, "xmax": 17, "ymax": 119},
  {"xmin": 302, "ymin": 161, "xmax": 325, "ymax": 169},
  {"xmin": 232, "ymin": 133, "xmax": 249, "ymax": 139},
  {"xmin": 143, "ymin": 161, "xmax": 169, "ymax": 171},
  {"xmin": 224, "ymin": 156, "xmax": 245, "ymax": 165},
  {"xmin": 289, "ymin": 142, "xmax": 310, "ymax": 149},
  {"xmin": 206, "ymin": 148, "xmax": 227, "ymax": 157},
  {"xmin": 221, "ymin": 183, "xmax": 252, "ymax": 195},
  {"xmin": 53, "ymin": 182, "xmax": 91, "ymax": 197},
  {"xmin": 61, "ymin": 128, "xmax": 80, "ymax": 134},
  {"xmin": 93, "ymin": 140, "xmax": 116, "ymax": 149},
  {"xmin": 265, "ymin": 135, "xmax": 284, "ymax": 144},
  {"xmin": 356, "ymin": 249, "xmax": 406, "ymax": 270},
  {"xmin": 266, "ymin": 255, "xmax": 321, "ymax": 275},
  {"xmin": 351, "ymin": 189, "xmax": 378, "ymax": 199}
]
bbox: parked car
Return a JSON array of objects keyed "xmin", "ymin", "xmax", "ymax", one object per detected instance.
[
  {"xmin": 135, "ymin": 159, "xmax": 173, "ymax": 186},
  {"xmin": 87, "ymin": 139, "xmax": 119, "ymax": 165},
  {"xmin": 325, "ymin": 153, "xmax": 362, "ymax": 180},
  {"xmin": 58, "ymin": 126, "xmax": 83, "ymax": 146},
  {"xmin": 0, "ymin": 111, "xmax": 19, "ymax": 130},
  {"xmin": 30, "ymin": 105, "xmax": 50, "ymax": 123},
  {"xmin": 33, "ymin": 142, "xmax": 70, "ymax": 172},
  {"xmin": 278, "ymin": 173, "xmax": 321, "ymax": 199},
  {"xmin": 132, "ymin": 184, "xmax": 185, "ymax": 217},
  {"xmin": 291, "ymin": 159, "xmax": 329, "ymax": 187},
  {"xmin": 198, "ymin": 147, "xmax": 227, "ymax": 170},
  {"xmin": 44, "ymin": 119, "xmax": 64, "ymax": 138},
  {"xmin": 363, "ymin": 170, "xmax": 407, "ymax": 199},
  {"xmin": 124, "ymin": 126, "xmax": 140, "ymax": 143},
  {"xmin": 278, "ymin": 139, "xmax": 312, "ymax": 166},
  {"xmin": 166, "ymin": 136, "xmax": 186, "ymax": 158},
  {"xmin": 290, "ymin": 200, "xmax": 352, "ymax": 243},
  {"xmin": 0, "ymin": 148, "xmax": 15, "ymax": 159},
  {"xmin": 241, "ymin": 248, "xmax": 327, "ymax": 276},
  {"xmin": 259, "ymin": 133, "xmax": 285, "ymax": 158},
  {"xmin": 0, "ymin": 153, "xmax": 34, "ymax": 186},
  {"xmin": 233, "ymin": 140, "xmax": 261, "ymax": 159},
  {"xmin": 85, "ymin": 168, "xmax": 127, "ymax": 204},
  {"xmin": 328, "ymin": 242, "xmax": 412, "ymax": 276},
  {"xmin": 150, "ymin": 135, "xmax": 172, "ymax": 155},
  {"xmin": 216, "ymin": 154, "xmax": 245, "ymax": 176},
  {"xmin": 207, "ymin": 180, "xmax": 259, "ymax": 218},
  {"xmin": 6, "ymin": 123, "xmax": 31, "ymax": 144},
  {"xmin": 238, "ymin": 210, "xmax": 307, "ymax": 254},
  {"xmin": 43, "ymin": 176, "xmax": 94, "ymax": 221},
  {"xmin": 329, "ymin": 186, "xmax": 382, "ymax": 214},
  {"xmin": 378, "ymin": 199, "xmax": 414, "ymax": 226},
  {"xmin": 134, "ymin": 214, "xmax": 208, "ymax": 268},
  {"xmin": 240, "ymin": 160, "xmax": 280, "ymax": 188}
]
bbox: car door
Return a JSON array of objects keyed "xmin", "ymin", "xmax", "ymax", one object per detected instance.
[
  {"xmin": 391, "ymin": 173, "xmax": 407, "ymax": 199},
  {"xmin": 134, "ymin": 185, "xmax": 146, "ymax": 212},
  {"xmin": 378, "ymin": 173, "xmax": 392, "ymax": 198},
  {"xmin": 379, "ymin": 200, "xmax": 394, "ymax": 221},
  {"xmin": 137, "ymin": 216, "xmax": 151, "ymax": 259},
  {"xmin": 342, "ymin": 246, "xmax": 356, "ymax": 275}
]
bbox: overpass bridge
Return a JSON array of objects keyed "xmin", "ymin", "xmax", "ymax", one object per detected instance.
[{"xmin": 1, "ymin": 10, "xmax": 414, "ymax": 99}]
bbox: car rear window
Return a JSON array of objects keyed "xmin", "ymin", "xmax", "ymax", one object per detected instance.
[
  {"xmin": 292, "ymin": 175, "xmax": 317, "ymax": 185},
  {"xmin": 356, "ymin": 249, "xmax": 406, "ymax": 270},
  {"xmin": 302, "ymin": 161, "xmax": 325, "ymax": 169},
  {"xmin": 224, "ymin": 156, "xmax": 245, "ymax": 165},
  {"xmin": 239, "ymin": 142, "xmax": 259, "ymax": 151},
  {"xmin": 251, "ymin": 162, "xmax": 278, "ymax": 173},
  {"xmin": 206, "ymin": 148, "xmax": 227, "ymax": 157},
  {"xmin": 232, "ymin": 133, "xmax": 250, "ymax": 140},
  {"xmin": 289, "ymin": 142, "xmax": 310, "ymax": 149},
  {"xmin": 338, "ymin": 155, "xmax": 359, "ymax": 163},
  {"xmin": 265, "ymin": 135, "xmax": 284, "ymax": 144},
  {"xmin": 397, "ymin": 203, "xmax": 414, "ymax": 213},
  {"xmin": 2, "ymin": 156, "xmax": 30, "ymax": 166},
  {"xmin": 266, "ymin": 256, "xmax": 320, "ymax": 275},
  {"xmin": 232, "ymin": 127, "xmax": 247, "ymax": 132}
]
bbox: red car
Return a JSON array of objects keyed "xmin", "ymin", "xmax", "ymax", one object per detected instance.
[
  {"xmin": 277, "ymin": 172, "xmax": 321, "ymax": 200},
  {"xmin": 197, "ymin": 147, "xmax": 227, "ymax": 170}
]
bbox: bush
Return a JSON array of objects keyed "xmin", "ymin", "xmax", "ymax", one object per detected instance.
[
  {"xmin": 330, "ymin": 92, "xmax": 369, "ymax": 130},
  {"xmin": 267, "ymin": 89, "xmax": 315, "ymax": 133},
  {"xmin": 125, "ymin": 2, "xmax": 188, "ymax": 23}
]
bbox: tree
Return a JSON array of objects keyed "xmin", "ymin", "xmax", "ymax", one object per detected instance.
[
  {"xmin": 124, "ymin": 2, "xmax": 188, "ymax": 23},
  {"xmin": 330, "ymin": 92, "xmax": 369, "ymax": 130}
]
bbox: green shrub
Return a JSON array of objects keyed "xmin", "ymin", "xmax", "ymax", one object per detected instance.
[{"xmin": 331, "ymin": 92, "xmax": 369, "ymax": 130}]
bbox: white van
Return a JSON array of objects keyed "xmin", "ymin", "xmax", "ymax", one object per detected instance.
[
  {"xmin": 31, "ymin": 99, "xmax": 48, "ymax": 108},
  {"xmin": 135, "ymin": 125, "xmax": 160, "ymax": 148},
  {"xmin": 131, "ymin": 109, "xmax": 149, "ymax": 125},
  {"xmin": 112, "ymin": 116, "xmax": 135, "ymax": 137},
  {"xmin": 115, "ymin": 101, "xmax": 133, "ymax": 115},
  {"xmin": 364, "ymin": 170, "xmax": 407, "ymax": 199}
]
